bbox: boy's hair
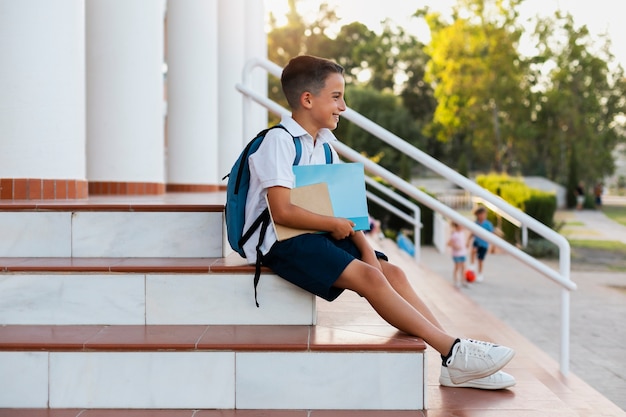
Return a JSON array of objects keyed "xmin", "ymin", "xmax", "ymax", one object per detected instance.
[
  {"xmin": 281, "ymin": 55, "xmax": 344, "ymax": 109},
  {"xmin": 474, "ymin": 206, "xmax": 487, "ymax": 216}
]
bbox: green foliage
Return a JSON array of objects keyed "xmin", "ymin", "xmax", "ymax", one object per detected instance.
[
  {"xmin": 334, "ymin": 86, "xmax": 424, "ymax": 179},
  {"xmin": 423, "ymin": 0, "xmax": 527, "ymax": 173},
  {"xmin": 526, "ymin": 11, "xmax": 626, "ymax": 187},
  {"xmin": 522, "ymin": 238, "xmax": 559, "ymax": 259},
  {"xmin": 476, "ymin": 173, "xmax": 557, "ymax": 242},
  {"xmin": 265, "ymin": 0, "xmax": 626, "ymax": 195}
]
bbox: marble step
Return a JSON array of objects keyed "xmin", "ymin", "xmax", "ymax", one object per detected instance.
[
  {"xmin": 0, "ymin": 324, "xmax": 427, "ymax": 410},
  {"xmin": 0, "ymin": 256, "xmax": 316, "ymax": 326},
  {"xmin": 0, "ymin": 195, "xmax": 225, "ymax": 258}
]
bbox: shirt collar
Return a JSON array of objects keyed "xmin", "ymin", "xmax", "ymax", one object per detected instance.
[{"xmin": 279, "ymin": 114, "xmax": 338, "ymax": 144}]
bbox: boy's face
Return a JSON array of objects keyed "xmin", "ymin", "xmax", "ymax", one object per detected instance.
[{"xmin": 308, "ymin": 72, "xmax": 346, "ymax": 131}]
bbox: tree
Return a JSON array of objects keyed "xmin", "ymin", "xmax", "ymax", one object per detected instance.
[
  {"xmin": 526, "ymin": 11, "xmax": 626, "ymax": 187},
  {"xmin": 422, "ymin": 0, "xmax": 527, "ymax": 173},
  {"xmin": 266, "ymin": 1, "xmax": 433, "ymax": 178},
  {"xmin": 334, "ymin": 86, "xmax": 424, "ymax": 179}
]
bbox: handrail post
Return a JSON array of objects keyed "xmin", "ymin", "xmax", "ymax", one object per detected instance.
[
  {"xmin": 413, "ymin": 208, "xmax": 421, "ymax": 263},
  {"xmin": 561, "ymin": 289, "xmax": 570, "ymax": 375}
]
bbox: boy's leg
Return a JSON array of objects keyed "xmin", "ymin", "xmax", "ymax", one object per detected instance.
[
  {"xmin": 382, "ymin": 259, "xmax": 446, "ymax": 329},
  {"xmin": 335, "ymin": 258, "xmax": 514, "ymax": 385},
  {"xmin": 334, "ymin": 259, "xmax": 455, "ymax": 354},
  {"xmin": 476, "ymin": 246, "xmax": 487, "ymax": 281}
]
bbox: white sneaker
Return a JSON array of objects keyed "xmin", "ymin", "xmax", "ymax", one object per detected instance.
[
  {"xmin": 440, "ymin": 365, "xmax": 516, "ymax": 390},
  {"xmin": 476, "ymin": 274, "xmax": 484, "ymax": 282},
  {"xmin": 445, "ymin": 339, "xmax": 515, "ymax": 384}
]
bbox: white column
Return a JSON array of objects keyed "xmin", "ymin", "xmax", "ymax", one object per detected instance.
[
  {"xmin": 86, "ymin": 0, "xmax": 165, "ymax": 193},
  {"xmin": 244, "ymin": 0, "xmax": 269, "ymax": 133},
  {"xmin": 217, "ymin": 0, "xmax": 246, "ymax": 177},
  {"xmin": 0, "ymin": 0, "xmax": 86, "ymax": 199},
  {"xmin": 165, "ymin": 0, "xmax": 219, "ymax": 190}
]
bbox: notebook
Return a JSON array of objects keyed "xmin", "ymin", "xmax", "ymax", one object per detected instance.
[
  {"xmin": 293, "ymin": 162, "xmax": 369, "ymax": 231},
  {"xmin": 266, "ymin": 182, "xmax": 334, "ymax": 241}
]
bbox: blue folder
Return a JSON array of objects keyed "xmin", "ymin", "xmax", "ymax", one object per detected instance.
[{"xmin": 293, "ymin": 162, "xmax": 370, "ymax": 232}]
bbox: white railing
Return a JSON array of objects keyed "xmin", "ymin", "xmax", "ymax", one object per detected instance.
[
  {"xmin": 236, "ymin": 57, "xmax": 577, "ymax": 375},
  {"xmin": 365, "ymin": 175, "xmax": 422, "ymax": 262}
]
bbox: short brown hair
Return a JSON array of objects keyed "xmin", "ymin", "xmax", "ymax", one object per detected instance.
[
  {"xmin": 474, "ymin": 206, "xmax": 487, "ymax": 215},
  {"xmin": 281, "ymin": 55, "xmax": 344, "ymax": 109}
]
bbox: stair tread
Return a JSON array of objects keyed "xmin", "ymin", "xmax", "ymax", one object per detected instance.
[
  {"xmin": 0, "ymin": 409, "xmax": 426, "ymax": 416},
  {"xmin": 0, "ymin": 254, "xmax": 271, "ymax": 273},
  {"xmin": 0, "ymin": 192, "xmax": 226, "ymax": 212},
  {"xmin": 0, "ymin": 324, "xmax": 426, "ymax": 352}
]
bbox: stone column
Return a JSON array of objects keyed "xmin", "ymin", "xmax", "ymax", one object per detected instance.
[
  {"xmin": 165, "ymin": 0, "xmax": 220, "ymax": 191},
  {"xmin": 86, "ymin": 0, "xmax": 166, "ymax": 195},
  {"xmin": 0, "ymin": 0, "xmax": 87, "ymax": 199},
  {"xmin": 217, "ymin": 0, "xmax": 247, "ymax": 180}
]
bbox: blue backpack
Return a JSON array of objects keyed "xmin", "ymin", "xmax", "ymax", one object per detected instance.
[{"xmin": 223, "ymin": 124, "xmax": 333, "ymax": 306}]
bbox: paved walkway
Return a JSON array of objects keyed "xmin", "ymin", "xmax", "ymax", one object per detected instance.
[
  {"xmin": 417, "ymin": 208, "xmax": 626, "ymax": 411},
  {"xmin": 558, "ymin": 207, "xmax": 626, "ymax": 243}
]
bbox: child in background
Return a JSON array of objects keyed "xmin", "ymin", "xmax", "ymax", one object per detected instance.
[
  {"xmin": 447, "ymin": 221, "xmax": 468, "ymax": 288},
  {"xmin": 468, "ymin": 206, "xmax": 493, "ymax": 282}
]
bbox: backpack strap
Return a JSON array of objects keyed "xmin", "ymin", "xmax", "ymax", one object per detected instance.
[
  {"xmin": 293, "ymin": 137, "xmax": 302, "ymax": 165},
  {"xmin": 323, "ymin": 142, "xmax": 333, "ymax": 164},
  {"xmin": 253, "ymin": 208, "xmax": 271, "ymax": 308}
]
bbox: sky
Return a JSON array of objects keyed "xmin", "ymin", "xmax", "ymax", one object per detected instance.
[{"xmin": 263, "ymin": 0, "xmax": 626, "ymax": 68}]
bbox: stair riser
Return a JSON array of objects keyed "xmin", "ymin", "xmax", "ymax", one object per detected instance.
[
  {"xmin": 0, "ymin": 211, "xmax": 222, "ymax": 257},
  {"xmin": 0, "ymin": 273, "xmax": 315, "ymax": 325},
  {"xmin": 0, "ymin": 351, "xmax": 425, "ymax": 410}
]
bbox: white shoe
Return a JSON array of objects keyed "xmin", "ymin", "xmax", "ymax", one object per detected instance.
[
  {"xmin": 440, "ymin": 366, "xmax": 515, "ymax": 390},
  {"xmin": 476, "ymin": 274, "xmax": 484, "ymax": 282},
  {"xmin": 445, "ymin": 339, "xmax": 515, "ymax": 384}
]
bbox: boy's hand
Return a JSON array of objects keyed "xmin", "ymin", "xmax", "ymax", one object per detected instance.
[{"xmin": 330, "ymin": 217, "xmax": 355, "ymax": 240}]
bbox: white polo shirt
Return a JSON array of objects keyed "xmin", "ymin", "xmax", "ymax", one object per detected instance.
[{"xmin": 243, "ymin": 114, "xmax": 340, "ymax": 263}]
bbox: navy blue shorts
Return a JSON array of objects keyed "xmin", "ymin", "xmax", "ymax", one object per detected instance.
[
  {"xmin": 261, "ymin": 233, "xmax": 388, "ymax": 301},
  {"xmin": 473, "ymin": 242, "xmax": 488, "ymax": 260}
]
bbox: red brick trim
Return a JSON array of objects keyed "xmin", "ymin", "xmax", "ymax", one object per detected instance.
[
  {"xmin": 0, "ymin": 178, "xmax": 88, "ymax": 200},
  {"xmin": 89, "ymin": 181, "xmax": 166, "ymax": 195},
  {"xmin": 166, "ymin": 183, "xmax": 220, "ymax": 192}
]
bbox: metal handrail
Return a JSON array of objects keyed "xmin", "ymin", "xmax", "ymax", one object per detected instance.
[
  {"xmin": 236, "ymin": 57, "xmax": 576, "ymax": 375},
  {"xmin": 365, "ymin": 175, "xmax": 422, "ymax": 262}
]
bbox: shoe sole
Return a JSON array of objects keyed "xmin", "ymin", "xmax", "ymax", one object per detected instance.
[
  {"xmin": 449, "ymin": 348, "xmax": 515, "ymax": 384},
  {"xmin": 439, "ymin": 375, "xmax": 516, "ymax": 390}
]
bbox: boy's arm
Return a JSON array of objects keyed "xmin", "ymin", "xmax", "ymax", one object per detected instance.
[
  {"xmin": 350, "ymin": 230, "xmax": 382, "ymax": 271},
  {"xmin": 266, "ymin": 186, "xmax": 355, "ymax": 240}
]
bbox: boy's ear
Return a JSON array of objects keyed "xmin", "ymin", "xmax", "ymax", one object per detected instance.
[{"xmin": 300, "ymin": 92, "xmax": 313, "ymax": 109}]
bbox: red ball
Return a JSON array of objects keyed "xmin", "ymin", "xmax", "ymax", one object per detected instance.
[{"xmin": 465, "ymin": 270, "xmax": 476, "ymax": 282}]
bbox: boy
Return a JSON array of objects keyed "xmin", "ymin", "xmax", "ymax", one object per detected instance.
[
  {"xmin": 468, "ymin": 206, "xmax": 494, "ymax": 282},
  {"xmin": 242, "ymin": 55, "xmax": 515, "ymax": 389}
]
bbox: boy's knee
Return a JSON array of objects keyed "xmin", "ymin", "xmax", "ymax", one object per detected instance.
[{"xmin": 380, "ymin": 262, "xmax": 410, "ymax": 289}]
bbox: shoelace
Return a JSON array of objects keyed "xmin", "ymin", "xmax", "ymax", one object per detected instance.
[{"xmin": 467, "ymin": 339, "xmax": 498, "ymax": 349}]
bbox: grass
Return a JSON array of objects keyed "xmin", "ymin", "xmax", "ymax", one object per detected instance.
[
  {"xmin": 568, "ymin": 239, "xmax": 626, "ymax": 252},
  {"xmin": 563, "ymin": 221, "xmax": 585, "ymax": 227},
  {"xmin": 602, "ymin": 205, "xmax": 626, "ymax": 227}
]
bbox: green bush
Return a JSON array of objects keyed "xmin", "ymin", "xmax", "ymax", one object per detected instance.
[
  {"xmin": 476, "ymin": 173, "xmax": 557, "ymax": 244},
  {"xmin": 522, "ymin": 238, "xmax": 559, "ymax": 258}
]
